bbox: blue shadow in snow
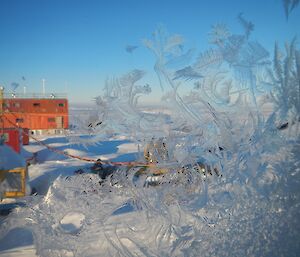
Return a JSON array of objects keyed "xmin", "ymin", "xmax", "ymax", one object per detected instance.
[{"xmin": 0, "ymin": 228, "xmax": 33, "ymax": 252}]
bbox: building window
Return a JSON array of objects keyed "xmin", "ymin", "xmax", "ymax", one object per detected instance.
[
  {"xmin": 13, "ymin": 102, "xmax": 20, "ymax": 108},
  {"xmin": 16, "ymin": 118, "xmax": 24, "ymax": 123},
  {"xmin": 33, "ymin": 103, "xmax": 40, "ymax": 107},
  {"xmin": 3, "ymin": 102, "xmax": 10, "ymax": 108},
  {"xmin": 58, "ymin": 103, "xmax": 65, "ymax": 107},
  {"xmin": 3, "ymin": 133, "xmax": 9, "ymax": 142},
  {"xmin": 48, "ymin": 117, "xmax": 55, "ymax": 122}
]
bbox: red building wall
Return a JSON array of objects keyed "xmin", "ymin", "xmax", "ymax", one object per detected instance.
[
  {"xmin": 2, "ymin": 98, "xmax": 69, "ymax": 130},
  {"xmin": 3, "ymin": 128, "xmax": 20, "ymax": 153}
]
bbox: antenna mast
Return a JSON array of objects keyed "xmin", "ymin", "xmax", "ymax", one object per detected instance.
[
  {"xmin": 42, "ymin": 79, "xmax": 46, "ymax": 96},
  {"xmin": 0, "ymin": 86, "xmax": 4, "ymax": 139}
]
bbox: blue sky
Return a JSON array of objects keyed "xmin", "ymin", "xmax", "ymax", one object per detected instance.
[{"xmin": 0, "ymin": 0, "xmax": 299, "ymax": 104}]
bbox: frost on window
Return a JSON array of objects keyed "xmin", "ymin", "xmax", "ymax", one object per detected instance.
[
  {"xmin": 1, "ymin": 14, "xmax": 300, "ymax": 257},
  {"xmin": 268, "ymin": 39, "xmax": 300, "ymax": 130},
  {"xmin": 282, "ymin": 0, "xmax": 300, "ymax": 19}
]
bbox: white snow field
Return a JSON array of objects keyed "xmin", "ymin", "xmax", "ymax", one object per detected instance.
[
  {"xmin": 0, "ymin": 135, "xmax": 140, "ymax": 256},
  {"xmin": 0, "ymin": 121, "xmax": 299, "ymax": 257}
]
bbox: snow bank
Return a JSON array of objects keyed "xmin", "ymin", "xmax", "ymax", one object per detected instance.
[
  {"xmin": 1, "ymin": 143, "xmax": 299, "ymax": 256},
  {"xmin": 0, "ymin": 144, "xmax": 25, "ymax": 170}
]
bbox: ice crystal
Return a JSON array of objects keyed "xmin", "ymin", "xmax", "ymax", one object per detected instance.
[
  {"xmin": 283, "ymin": 0, "xmax": 300, "ymax": 19},
  {"xmin": 268, "ymin": 39, "xmax": 300, "ymax": 132}
]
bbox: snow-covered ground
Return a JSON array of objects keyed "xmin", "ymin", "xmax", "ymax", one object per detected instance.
[
  {"xmin": 0, "ymin": 135, "xmax": 140, "ymax": 256},
  {"xmin": 0, "ymin": 125, "xmax": 299, "ymax": 256},
  {"xmin": 0, "ymin": 104, "xmax": 299, "ymax": 257}
]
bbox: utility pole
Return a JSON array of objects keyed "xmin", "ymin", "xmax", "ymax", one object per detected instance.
[
  {"xmin": 0, "ymin": 86, "xmax": 4, "ymax": 139},
  {"xmin": 42, "ymin": 79, "xmax": 46, "ymax": 96},
  {"xmin": 0, "ymin": 86, "xmax": 3, "ymax": 115}
]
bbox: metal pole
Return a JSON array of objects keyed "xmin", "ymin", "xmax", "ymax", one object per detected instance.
[
  {"xmin": 0, "ymin": 86, "xmax": 4, "ymax": 138},
  {"xmin": 42, "ymin": 79, "xmax": 45, "ymax": 96},
  {"xmin": 0, "ymin": 86, "xmax": 3, "ymax": 114}
]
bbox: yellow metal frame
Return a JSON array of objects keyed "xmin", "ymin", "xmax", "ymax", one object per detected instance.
[{"xmin": 0, "ymin": 167, "xmax": 27, "ymax": 198}]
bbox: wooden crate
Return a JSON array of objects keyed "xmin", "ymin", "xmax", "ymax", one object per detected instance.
[{"xmin": 0, "ymin": 167, "xmax": 27, "ymax": 198}]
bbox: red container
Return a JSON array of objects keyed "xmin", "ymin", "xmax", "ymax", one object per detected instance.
[
  {"xmin": 22, "ymin": 128, "xmax": 29, "ymax": 145},
  {"xmin": 3, "ymin": 128, "xmax": 20, "ymax": 153}
]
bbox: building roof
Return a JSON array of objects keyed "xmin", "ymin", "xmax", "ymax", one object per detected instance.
[{"xmin": 4, "ymin": 93, "xmax": 67, "ymax": 99}]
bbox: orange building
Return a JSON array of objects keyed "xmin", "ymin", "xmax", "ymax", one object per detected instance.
[{"xmin": 1, "ymin": 96, "xmax": 68, "ymax": 135}]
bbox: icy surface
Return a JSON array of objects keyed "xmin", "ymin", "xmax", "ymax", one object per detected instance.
[{"xmin": 1, "ymin": 142, "xmax": 299, "ymax": 256}]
